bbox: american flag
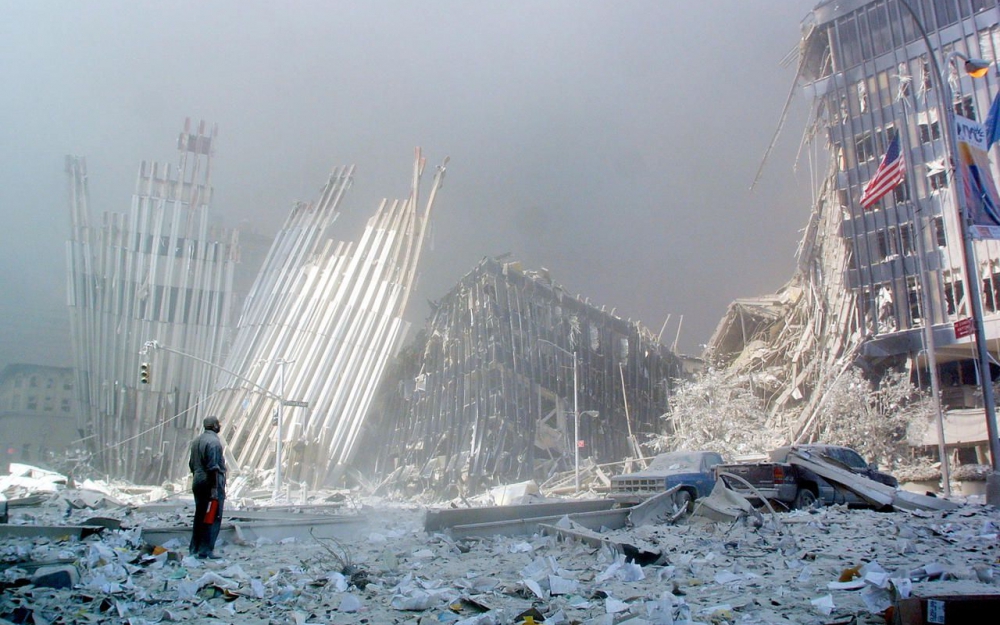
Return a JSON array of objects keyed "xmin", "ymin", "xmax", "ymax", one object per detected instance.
[{"xmin": 860, "ymin": 134, "xmax": 906, "ymax": 209}]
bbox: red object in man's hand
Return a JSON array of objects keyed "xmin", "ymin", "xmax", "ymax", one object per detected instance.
[{"xmin": 204, "ymin": 499, "xmax": 219, "ymax": 524}]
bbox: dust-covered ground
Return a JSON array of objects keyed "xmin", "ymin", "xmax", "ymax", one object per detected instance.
[{"xmin": 1, "ymin": 469, "xmax": 999, "ymax": 624}]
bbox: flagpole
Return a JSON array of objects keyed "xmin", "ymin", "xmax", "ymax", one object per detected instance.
[
  {"xmin": 900, "ymin": 108, "xmax": 952, "ymax": 495},
  {"xmin": 898, "ymin": 1, "xmax": 1000, "ymax": 500}
]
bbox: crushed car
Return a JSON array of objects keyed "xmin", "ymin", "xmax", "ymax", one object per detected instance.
[
  {"xmin": 714, "ymin": 444, "xmax": 898, "ymax": 510},
  {"xmin": 609, "ymin": 450, "xmax": 725, "ymax": 511}
]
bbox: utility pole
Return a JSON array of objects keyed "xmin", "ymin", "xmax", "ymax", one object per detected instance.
[{"xmin": 539, "ymin": 339, "xmax": 580, "ymax": 493}]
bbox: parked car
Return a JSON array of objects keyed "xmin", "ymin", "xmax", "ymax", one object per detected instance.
[
  {"xmin": 609, "ymin": 450, "xmax": 725, "ymax": 511},
  {"xmin": 714, "ymin": 444, "xmax": 898, "ymax": 510}
]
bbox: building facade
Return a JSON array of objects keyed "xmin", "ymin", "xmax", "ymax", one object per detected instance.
[
  {"xmin": 0, "ymin": 364, "xmax": 78, "ymax": 471},
  {"xmin": 802, "ymin": 0, "xmax": 1000, "ymax": 406}
]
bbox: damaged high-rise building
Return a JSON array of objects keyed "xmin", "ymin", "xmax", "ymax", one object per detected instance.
[
  {"xmin": 66, "ymin": 120, "xmax": 239, "ymax": 483},
  {"xmin": 358, "ymin": 258, "xmax": 686, "ymax": 496},
  {"xmin": 709, "ymin": 1, "xmax": 1000, "ymax": 461}
]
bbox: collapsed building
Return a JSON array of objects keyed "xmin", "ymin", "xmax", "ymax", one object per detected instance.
[
  {"xmin": 358, "ymin": 258, "xmax": 686, "ymax": 496},
  {"xmin": 65, "ymin": 121, "xmax": 240, "ymax": 484},
  {"xmin": 202, "ymin": 151, "xmax": 447, "ymax": 489},
  {"xmin": 708, "ymin": 0, "xmax": 1000, "ymax": 466},
  {"xmin": 65, "ymin": 119, "xmax": 448, "ymax": 488}
]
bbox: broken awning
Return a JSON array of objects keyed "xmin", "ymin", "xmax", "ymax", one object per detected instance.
[{"xmin": 913, "ymin": 409, "xmax": 991, "ymax": 447}]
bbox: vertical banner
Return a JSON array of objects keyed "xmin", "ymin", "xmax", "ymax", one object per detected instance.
[{"xmin": 955, "ymin": 116, "xmax": 1000, "ymax": 238}]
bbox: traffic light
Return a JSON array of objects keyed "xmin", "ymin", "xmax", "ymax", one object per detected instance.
[{"xmin": 139, "ymin": 362, "xmax": 150, "ymax": 384}]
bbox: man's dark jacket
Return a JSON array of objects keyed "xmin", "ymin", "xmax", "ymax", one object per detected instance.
[{"xmin": 189, "ymin": 430, "xmax": 226, "ymax": 492}]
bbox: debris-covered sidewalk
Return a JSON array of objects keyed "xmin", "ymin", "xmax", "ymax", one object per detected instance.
[{"xmin": 1, "ymin": 464, "xmax": 999, "ymax": 624}]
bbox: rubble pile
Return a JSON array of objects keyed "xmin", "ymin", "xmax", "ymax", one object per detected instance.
[{"xmin": 2, "ymin": 464, "xmax": 999, "ymax": 624}]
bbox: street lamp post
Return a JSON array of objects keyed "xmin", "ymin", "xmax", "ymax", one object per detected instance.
[
  {"xmin": 572, "ymin": 354, "xmax": 579, "ymax": 494},
  {"xmin": 539, "ymin": 339, "xmax": 580, "ymax": 493},
  {"xmin": 898, "ymin": 1, "xmax": 1000, "ymax": 493},
  {"xmin": 263, "ymin": 358, "xmax": 297, "ymax": 500},
  {"xmin": 275, "ymin": 359, "xmax": 286, "ymax": 499}
]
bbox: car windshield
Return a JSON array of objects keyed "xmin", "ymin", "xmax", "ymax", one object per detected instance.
[{"xmin": 646, "ymin": 452, "xmax": 703, "ymax": 473}]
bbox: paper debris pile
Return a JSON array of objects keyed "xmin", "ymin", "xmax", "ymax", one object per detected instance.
[{"xmin": 2, "ymin": 464, "xmax": 999, "ymax": 624}]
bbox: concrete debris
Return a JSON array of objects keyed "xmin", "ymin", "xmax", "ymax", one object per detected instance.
[
  {"xmin": 425, "ymin": 499, "xmax": 617, "ymax": 533},
  {"xmin": 693, "ymin": 480, "xmax": 757, "ymax": 524},
  {"xmin": 29, "ymin": 564, "xmax": 80, "ymax": 589},
  {"xmin": 3, "ymin": 474, "xmax": 999, "ymax": 624}
]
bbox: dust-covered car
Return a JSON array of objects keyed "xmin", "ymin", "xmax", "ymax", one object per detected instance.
[
  {"xmin": 609, "ymin": 450, "xmax": 725, "ymax": 510},
  {"xmin": 714, "ymin": 444, "xmax": 898, "ymax": 510}
]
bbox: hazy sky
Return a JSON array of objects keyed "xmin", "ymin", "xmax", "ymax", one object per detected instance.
[{"xmin": 0, "ymin": 0, "xmax": 818, "ymax": 368}]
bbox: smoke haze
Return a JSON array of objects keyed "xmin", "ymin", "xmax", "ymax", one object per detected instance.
[{"xmin": 0, "ymin": 0, "xmax": 817, "ymax": 366}]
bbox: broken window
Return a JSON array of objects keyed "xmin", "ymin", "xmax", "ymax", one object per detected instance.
[
  {"xmin": 892, "ymin": 181, "xmax": 910, "ymax": 203},
  {"xmin": 933, "ymin": 216, "xmax": 947, "ymax": 247},
  {"xmin": 899, "ymin": 222, "xmax": 915, "ymax": 255},
  {"xmin": 918, "ymin": 114, "xmax": 941, "ymax": 144},
  {"xmin": 980, "ymin": 26, "xmax": 1000, "ymax": 69},
  {"xmin": 929, "ymin": 171, "xmax": 948, "ymax": 191},
  {"xmin": 896, "ymin": 63, "xmax": 912, "ymax": 100},
  {"xmin": 877, "ymin": 285, "xmax": 896, "ymax": 333},
  {"xmin": 954, "ymin": 94, "xmax": 976, "ymax": 120},
  {"xmin": 921, "ymin": 59, "xmax": 933, "ymax": 95},
  {"xmin": 945, "ymin": 279, "xmax": 965, "ymax": 315},
  {"xmin": 834, "ymin": 142, "xmax": 847, "ymax": 170},
  {"xmin": 983, "ymin": 270, "xmax": 1000, "ymax": 312},
  {"xmin": 876, "ymin": 231, "xmax": 890, "ymax": 260},
  {"xmin": 855, "ymin": 132, "xmax": 876, "ymax": 163},
  {"xmin": 907, "ymin": 276, "xmax": 922, "ymax": 322}
]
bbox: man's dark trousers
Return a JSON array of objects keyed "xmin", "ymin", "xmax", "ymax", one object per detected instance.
[{"xmin": 190, "ymin": 481, "xmax": 224, "ymax": 557}]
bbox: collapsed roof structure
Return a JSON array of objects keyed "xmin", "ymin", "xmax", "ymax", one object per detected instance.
[
  {"xmin": 66, "ymin": 121, "xmax": 239, "ymax": 483},
  {"xmin": 358, "ymin": 257, "xmax": 686, "ymax": 496}
]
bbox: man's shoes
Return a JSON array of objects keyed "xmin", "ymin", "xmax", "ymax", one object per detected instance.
[{"xmin": 196, "ymin": 552, "xmax": 222, "ymax": 560}]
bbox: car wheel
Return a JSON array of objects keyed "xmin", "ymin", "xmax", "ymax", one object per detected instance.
[
  {"xmin": 673, "ymin": 490, "xmax": 693, "ymax": 514},
  {"xmin": 793, "ymin": 488, "xmax": 818, "ymax": 510}
]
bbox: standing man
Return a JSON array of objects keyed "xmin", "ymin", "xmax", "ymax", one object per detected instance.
[{"xmin": 189, "ymin": 415, "xmax": 226, "ymax": 559}]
